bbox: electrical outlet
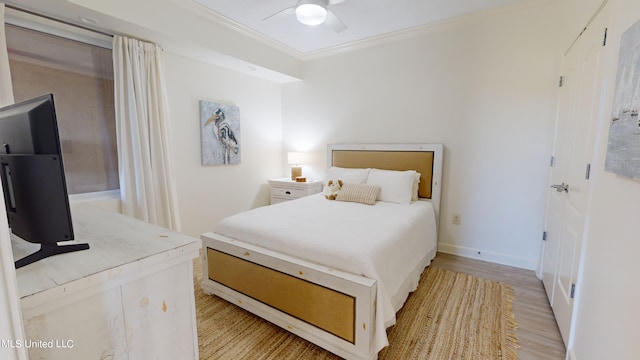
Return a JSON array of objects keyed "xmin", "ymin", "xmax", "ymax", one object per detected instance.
[{"xmin": 452, "ymin": 214, "xmax": 461, "ymax": 225}]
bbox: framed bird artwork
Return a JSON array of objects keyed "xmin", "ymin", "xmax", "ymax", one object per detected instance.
[{"xmin": 200, "ymin": 100, "xmax": 241, "ymax": 165}]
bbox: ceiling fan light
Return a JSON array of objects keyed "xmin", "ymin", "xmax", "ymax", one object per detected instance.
[{"xmin": 295, "ymin": 4, "xmax": 327, "ymax": 26}]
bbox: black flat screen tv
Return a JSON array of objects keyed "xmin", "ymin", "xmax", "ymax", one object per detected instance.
[{"xmin": 0, "ymin": 93, "xmax": 89, "ymax": 268}]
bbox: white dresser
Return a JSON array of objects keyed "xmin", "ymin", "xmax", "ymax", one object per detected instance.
[
  {"xmin": 11, "ymin": 204, "xmax": 201, "ymax": 360},
  {"xmin": 268, "ymin": 178, "xmax": 323, "ymax": 204}
]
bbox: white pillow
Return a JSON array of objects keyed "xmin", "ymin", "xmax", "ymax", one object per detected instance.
[
  {"xmin": 366, "ymin": 169, "xmax": 417, "ymax": 204},
  {"xmin": 324, "ymin": 167, "xmax": 370, "ymax": 185}
]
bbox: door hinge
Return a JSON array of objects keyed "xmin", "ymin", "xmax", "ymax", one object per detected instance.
[
  {"xmin": 550, "ymin": 156, "xmax": 555, "ymax": 167},
  {"xmin": 602, "ymin": 28, "xmax": 608, "ymax": 46},
  {"xmin": 558, "ymin": 76, "xmax": 564, "ymax": 87},
  {"xmin": 585, "ymin": 163, "xmax": 591, "ymax": 180},
  {"xmin": 543, "ymin": 231, "xmax": 547, "ymax": 241},
  {"xmin": 570, "ymin": 283, "xmax": 576, "ymax": 298}
]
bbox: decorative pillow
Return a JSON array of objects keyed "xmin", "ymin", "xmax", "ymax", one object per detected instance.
[
  {"xmin": 335, "ymin": 183, "xmax": 381, "ymax": 205},
  {"xmin": 412, "ymin": 172, "xmax": 421, "ymax": 201},
  {"xmin": 324, "ymin": 167, "xmax": 370, "ymax": 185},
  {"xmin": 366, "ymin": 169, "xmax": 417, "ymax": 204}
]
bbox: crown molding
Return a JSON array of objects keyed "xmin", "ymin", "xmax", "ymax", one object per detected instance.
[
  {"xmin": 178, "ymin": 0, "xmax": 565, "ymax": 62},
  {"xmin": 300, "ymin": 0, "xmax": 566, "ymax": 61}
]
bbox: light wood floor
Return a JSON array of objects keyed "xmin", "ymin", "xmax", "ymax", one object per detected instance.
[{"xmin": 431, "ymin": 252, "xmax": 566, "ymax": 360}]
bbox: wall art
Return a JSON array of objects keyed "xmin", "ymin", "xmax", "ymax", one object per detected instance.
[
  {"xmin": 200, "ymin": 101, "xmax": 241, "ymax": 165},
  {"xmin": 605, "ymin": 20, "xmax": 640, "ymax": 179}
]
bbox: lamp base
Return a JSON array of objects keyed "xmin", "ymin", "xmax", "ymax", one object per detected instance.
[{"xmin": 291, "ymin": 166, "xmax": 302, "ymax": 180}]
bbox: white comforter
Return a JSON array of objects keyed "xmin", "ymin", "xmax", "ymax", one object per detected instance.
[{"xmin": 215, "ymin": 194, "xmax": 438, "ymax": 352}]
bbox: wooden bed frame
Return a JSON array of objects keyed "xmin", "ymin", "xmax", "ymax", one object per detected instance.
[{"xmin": 201, "ymin": 143, "xmax": 443, "ymax": 360}]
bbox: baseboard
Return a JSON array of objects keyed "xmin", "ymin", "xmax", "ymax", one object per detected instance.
[{"xmin": 437, "ymin": 243, "xmax": 537, "ymax": 270}]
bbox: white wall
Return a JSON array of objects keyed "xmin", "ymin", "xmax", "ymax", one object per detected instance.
[
  {"xmin": 282, "ymin": 2, "xmax": 567, "ymax": 269},
  {"xmin": 569, "ymin": 0, "xmax": 640, "ymax": 358},
  {"xmin": 162, "ymin": 52, "xmax": 284, "ymax": 238}
]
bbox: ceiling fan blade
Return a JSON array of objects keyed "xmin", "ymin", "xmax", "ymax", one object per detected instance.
[
  {"xmin": 262, "ymin": 6, "xmax": 295, "ymax": 21},
  {"xmin": 325, "ymin": 10, "xmax": 347, "ymax": 33},
  {"xmin": 328, "ymin": 0, "xmax": 347, "ymax": 5}
]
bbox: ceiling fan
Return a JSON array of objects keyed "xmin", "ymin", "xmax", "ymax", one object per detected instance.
[{"xmin": 263, "ymin": 0, "xmax": 347, "ymax": 33}]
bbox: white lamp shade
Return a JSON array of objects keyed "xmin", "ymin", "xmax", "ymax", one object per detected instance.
[
  {"xmin": 287, "ymin": 152, "xmax": 306, "ymax": 165},
  {"xmin": 295, "ymin": 3, "xmax": 327, "ymax": 26}
]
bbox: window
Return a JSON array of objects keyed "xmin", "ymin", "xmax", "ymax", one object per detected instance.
[{"xmin": 4, "ymin": 22, "xmax": 118, "ymax": 195}]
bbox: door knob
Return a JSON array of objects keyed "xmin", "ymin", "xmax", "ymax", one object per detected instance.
[{"xmin": 550, "ymin": 183, "xmax": 569, "ymax": 193}]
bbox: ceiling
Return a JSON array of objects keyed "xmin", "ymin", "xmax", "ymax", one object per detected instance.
[{"xmin": 192, "ymin": 0, "xmax": 523, "ymax": 54}]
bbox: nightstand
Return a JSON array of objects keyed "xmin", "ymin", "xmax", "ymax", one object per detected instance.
[{"xmin": 268, "ymin": 178, "xmax": 323, "ymax": 204}]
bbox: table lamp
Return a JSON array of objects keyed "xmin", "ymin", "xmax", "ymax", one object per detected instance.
[{"xmin": 287, "ymin": 152, "xmax": 305, "ymax": 180}]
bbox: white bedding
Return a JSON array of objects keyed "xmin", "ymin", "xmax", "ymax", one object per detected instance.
[{"xmin": 215, "ymin": 194, "xmax": 438, "ymax": 352}]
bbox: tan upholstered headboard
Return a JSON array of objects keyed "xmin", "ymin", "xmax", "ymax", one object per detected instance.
[
  {"xmin": 327, "ymin": 144, "xmax": 444, "ymax": 225},
  {"xmin": 331, "ymin": 150, "xmax": 434, "ymax": 199}
]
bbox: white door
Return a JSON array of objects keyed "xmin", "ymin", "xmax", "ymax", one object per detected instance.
[{"xmin": 541, "ymin": 4, "xmax": 609, "ymax": 346}]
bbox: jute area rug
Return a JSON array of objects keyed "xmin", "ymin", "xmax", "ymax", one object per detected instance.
[{"xmin": 194, "ymin": 259, "xmax": 519, "ymax": 360}]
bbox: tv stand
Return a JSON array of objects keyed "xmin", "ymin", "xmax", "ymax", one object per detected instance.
[
  {"xmin": 12, "ymin": 203, "xmax": 201, "ymax": 359},
  {"xmin": 14, "ymin": 242, "xmax": 90, "ymax": 269}
]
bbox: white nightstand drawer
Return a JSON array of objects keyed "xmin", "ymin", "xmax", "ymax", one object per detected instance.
[
  {"xmin": 271, "ymin": 186, "xmax": 307, "ymax": 199},
  {"xmin": 268, "ymin": 178, "xmax": 323, "ymax": 205}
]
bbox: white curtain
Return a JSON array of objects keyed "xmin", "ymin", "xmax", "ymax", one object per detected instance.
[
  {"xmin": 113, "ymin": 35, "xmax": 181, "ymax": 231},
  {"xmin": 0, "ymin": 5, "xmax": 27, "ymax": 360}
]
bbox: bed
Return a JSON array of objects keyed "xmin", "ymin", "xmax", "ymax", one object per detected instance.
[{"xmin": 201, "ymin": 143, "xmax": 443, "ymax": 360}]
